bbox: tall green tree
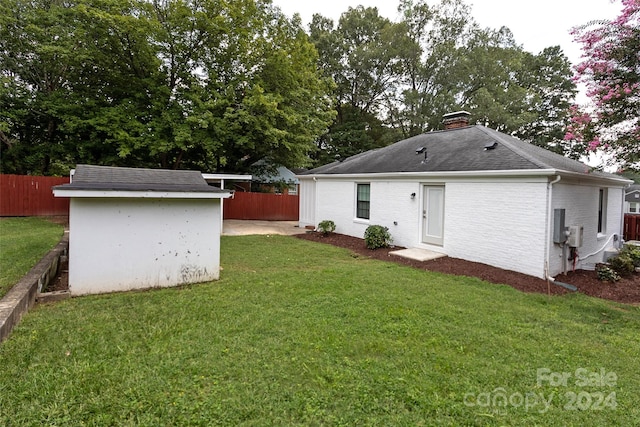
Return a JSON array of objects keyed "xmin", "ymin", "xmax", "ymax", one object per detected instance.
[
  {"xmin": 515, "ymin": 46, "xmax": 577, "ymax": 154},
  {"xmin": 0, "ymin": 0, "xmax": 335, "ymax": 175},
  {"xmin": 308, "ymin": 6, "xmax": 402, "ymax": 164},
  {"xmin": 388, "ymin": 0, "xmax": 473, "ymax": 136},
  {"xmin": 390, "ymin": 0, "xmax": 576, "ymax": 147}
]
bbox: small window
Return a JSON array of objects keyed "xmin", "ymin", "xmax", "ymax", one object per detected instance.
[
  {"xmin": 630, "ymin": 202, "xmax": 639, "ymax": 213},
  {"xmin": 598, "ymin": 188, "xmax": 607, "ymax": 234},
  {"xmin": 356, "ymin": 183, "xmax": 370, "ymax": 220}
]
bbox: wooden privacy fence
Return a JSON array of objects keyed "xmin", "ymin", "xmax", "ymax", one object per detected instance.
[
  {"xmin": 0, "ymin": 174, "xmax": 70, "ymax": 217},
  {"xmin": 224, "ymin": 191, "xmax": 299, "ymax": 221},
  {"xmin": 624, "ymin": 214, "xmax": 640, "ymax": 241}
]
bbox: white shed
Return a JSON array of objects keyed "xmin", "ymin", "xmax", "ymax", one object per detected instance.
[{"xmin": 53, "ymin": 165, "xmax": 231, "ymax": 296}]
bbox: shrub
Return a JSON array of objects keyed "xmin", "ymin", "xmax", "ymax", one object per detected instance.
[
  {"xmin": 596, "ymin": 264, "xmax": 620, "ymax": 282},
  {"xmin": 364, "ymin": 225, "xmax": 392, "ymax": 249},
  {"xmin": 620, "ymin": 244, "xmax": 640, "ymax": 267},
  {"xmin": 606, "ymin": 244, "xmax": 640, "ymax": 277},
  {"xmin": 608, "ymin": 254, "xmax": 635, "ymax": 276},
  {"xmin": 317, "ymin": 220, "xmax": 336, "ymax": 235}
]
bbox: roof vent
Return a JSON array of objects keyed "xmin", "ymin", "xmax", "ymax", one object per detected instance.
[
  {"xmin": 484, "ymin": 142, "xmax": 498, "ymax": 150},
  {"xmin": 443, "ymin": 111, "xmax": 471, "ymax": 130}
]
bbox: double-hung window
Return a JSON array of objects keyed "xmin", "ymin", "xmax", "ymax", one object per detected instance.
[
  {"xmin": 598, "ymin": 188, "xmax": 607, "ymax": 234},
  {"xmin": 356, "ymin": 183, "xmax": 370, "ymax": 220}
]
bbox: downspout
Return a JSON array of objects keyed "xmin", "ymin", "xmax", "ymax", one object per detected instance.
[
  {"xmin": 620, "ymin": 183, "xmax": 632, "ymax": 245},
  {"xmin": 544, "ymin": 175, "xmax": 562, "ymax": 283}
]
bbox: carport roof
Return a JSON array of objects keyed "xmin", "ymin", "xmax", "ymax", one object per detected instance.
[{"xmin": 54, "ymin": 164, "xmax": 230, "ymax": 194}]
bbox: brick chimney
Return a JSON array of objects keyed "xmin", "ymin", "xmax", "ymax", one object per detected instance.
[{"xmin": 442, "ymin": 111, "xmax": 471, "ymax": 130}]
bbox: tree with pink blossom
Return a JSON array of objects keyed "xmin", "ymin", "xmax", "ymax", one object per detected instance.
[{"xmin": 566, "ymin": 0, "xmax": 640, "ymax": 170}]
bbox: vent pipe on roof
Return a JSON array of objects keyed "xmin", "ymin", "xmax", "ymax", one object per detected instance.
[{"xmin": 443, "ymin": 111, "xmax": 471, "ymax": 130}]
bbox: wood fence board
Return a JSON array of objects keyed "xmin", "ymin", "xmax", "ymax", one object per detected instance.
[
  {"xmin": 624, "ymin": 214, "xmax": 640, "ymax": 241},
  {"xmin": 223, "ymin": 192, "xmax": 299, "ymax": 221},
  {"xmin": 0, "ymin": 175, "xmax": 70, "ymax": 216}
]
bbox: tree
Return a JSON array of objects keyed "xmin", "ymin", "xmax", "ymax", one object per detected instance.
[
  {"xmin": 565, "ymin": 0, "xmax": 640, "ymax": 169},
  {"xmin": 0, "ymin": 0, "xmax": 166, "ymax": 174},
  {"xmin": 0, "ymin": 0, "xmax": 335, "ymax": 175},
  {"xmin": 389, "ymin": 0, "xmax": 474, "ymax": 136},
  {"xmin": 390, "ymin": 0, "xmax": 576, "ymax": 146},
  {"xmin": 308, "ymin": 7, "xmax": 402, "ymax": 164},
  {"xmin": 515, "ymin": 46, "xmax": 577, "ymax": 154}
]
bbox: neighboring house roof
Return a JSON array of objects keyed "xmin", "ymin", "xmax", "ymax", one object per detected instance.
[
  {"xmin": 626, "ymin": 184, "xmax": 640, "ymax": 193},
  {"xmin": 253, "ymin": 164, "xmax": 299, "ymax": 184},
  {"xmin": 55, "ymin": 164, "xmax": 228, "ymax": 193},
  {"xmin": 626, "ymin": 184, "xmax": 640, "ymax": 202},
  {"xmin": 302, "ymin": 125, "xmax": 627, "ymax": 183},
  {"xmin": 259, "ymin": 166, "xmax": 299, "ymax": 184}
]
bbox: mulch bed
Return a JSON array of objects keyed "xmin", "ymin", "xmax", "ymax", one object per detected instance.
[{"xmin": 296, "ymin": 232, "xmax": 640, "ymax": 305}]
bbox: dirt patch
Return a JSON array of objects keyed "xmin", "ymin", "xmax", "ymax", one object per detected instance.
[
  {"xmin": 43, "ymin": 258, "xmax": 69, "ymax": 293},
  {"xmin": 296, "ymin": 232, "xmax": 640, "ymax": 305}
]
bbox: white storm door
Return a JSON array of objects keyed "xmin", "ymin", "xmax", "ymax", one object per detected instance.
[{"xmin": 422, "ymin": 185, "xmax": 445, "ymax": 246}]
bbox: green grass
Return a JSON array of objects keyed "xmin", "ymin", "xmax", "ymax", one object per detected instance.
[
  {"xmin": 0, "ymin": 217, "xmax": 64, "ymax": 298},
  {"xmin": 0, "ymin": 235, "xmax": 639, "ymax": 425}
]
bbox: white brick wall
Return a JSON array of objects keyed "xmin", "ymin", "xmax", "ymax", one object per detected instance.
[
  {"xmin": 302, "ymin": 175, "xmax": 626, "ymax": 278},
  {"xmin": 69, "ymin": 197, "xmax": 221, "ymax": 295},
  {"xmin": 550, "ymin": 182, "xmax": 625, "ymax": 274},
  {"xmin": 307, "ymin": 177, "xmax": 550, "ymax": 278},
  {"xmin": 443, "ymin": 180, "xmax": 548, "ymax": 278}
]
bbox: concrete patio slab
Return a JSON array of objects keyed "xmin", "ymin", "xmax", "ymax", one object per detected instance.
[
  {"xmin": 389, "ymin": 248, "xmax": 446, "ymax": 262},
  {"xmin": 222, "ymin": 220, "xmax": 304, "ymax": 236}
]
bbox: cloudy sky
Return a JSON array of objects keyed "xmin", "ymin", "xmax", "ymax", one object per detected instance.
[{"xmin": 272, "ymin": 0, "xmax": 621, "ymax": 68}]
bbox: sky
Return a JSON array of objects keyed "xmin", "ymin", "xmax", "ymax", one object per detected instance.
[
  {"xmin": 272, "ymin": 0, "xmax": 624, "ymax": 169},
  {"xmin": 272, "ymin": 0, "xmax": 622, "ymax": 71}
]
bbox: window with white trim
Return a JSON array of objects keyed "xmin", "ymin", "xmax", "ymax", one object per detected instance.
[
  {"xmin": 630, "ymin": 202, "xmax": 639, "ymax": 214},
  {"xmin": 598, "ymin": 188, "xmax": 607, "ymax": 234},
  {"xmin": 356, "ymin": 183, "xmax": 370, "ymax": 220}
]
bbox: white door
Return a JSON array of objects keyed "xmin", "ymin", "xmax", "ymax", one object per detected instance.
[{"xmin": 422, "ymin": 185, "xmax": 445, "ymax": 246}]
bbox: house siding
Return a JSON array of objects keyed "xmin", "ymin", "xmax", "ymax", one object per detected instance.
[
  {"xmin": 443, "ymin": 180, "xmax": 548, "ymax": 278},
  {"xmin": 305, "ymin": 177, "xmax": 549, "ymax": 278},
  {"xmin": 550, "ymin": 182, "xmax": 625, "ymax": 274},
  {"xmin": 69, "ymin": 197, "xmax": 221, "ymax": 295}
]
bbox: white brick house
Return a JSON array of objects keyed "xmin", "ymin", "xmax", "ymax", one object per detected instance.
[{"xmin": 299, "ymin": 112, "xmax": 631, "ymax": 279}]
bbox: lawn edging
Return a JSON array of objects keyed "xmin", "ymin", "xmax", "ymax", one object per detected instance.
[{"xmin": 0, "ymin": 230, "xmax": 69, "ymax": 343}]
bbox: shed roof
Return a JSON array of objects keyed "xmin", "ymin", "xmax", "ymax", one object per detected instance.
[
  {"xmin": 302, "ymin": 125, "xmax": 628, "ymax": 183},
  {"xmin": 55, "ymin": 165, "xmax": 229, "ymax": 194}
]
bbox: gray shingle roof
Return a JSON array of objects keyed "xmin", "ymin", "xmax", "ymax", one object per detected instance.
[
  {"xmin": 56, "ymin": 164, "xmax": 227, "ymax": 193},
  {"xmin": 303, "ymin": 125, "xmax": 623, "ymax": 181}
]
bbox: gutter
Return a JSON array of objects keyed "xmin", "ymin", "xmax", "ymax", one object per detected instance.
[
  {"xmin": 297, "ymin": 169, "xmax": 633, "ymax": 185},
  {"xmin": 297, "ymin": 169, "xmax": 560, "ymax": 180},
  {"xmin": 544, "ymin": 175, "xmax": 561, "ymax": 286}
]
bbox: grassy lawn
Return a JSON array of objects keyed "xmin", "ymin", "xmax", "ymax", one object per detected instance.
[
  {"xmin": 0, "ymin": 235, "xmax": 639, "ymax": 425},
  {"xmin": 0, "ymin": 217, "xmax": 64, "ymax": 298}
]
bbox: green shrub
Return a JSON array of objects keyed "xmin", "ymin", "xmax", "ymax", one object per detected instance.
[
  {"xmin": 317, "ymin": 220, "xmax": 336, "ymax": 235},
  {"xmin": 608, "ymin": 253, "xmax": 635, "ymax": 276},
  {"xmin": 596, "ymin": 264, "xmax": 620, "ymax": 282},
  {"xmin": 364, "ymin": 225, "xmax": 392, "ymax": 249},
  {"xmin": 620, "ymin": 244, "xmax": 640, "ymax": 267},
  {"xmin": 603, "ymin": 244, "xmax": 640, "ymax": 277}
]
